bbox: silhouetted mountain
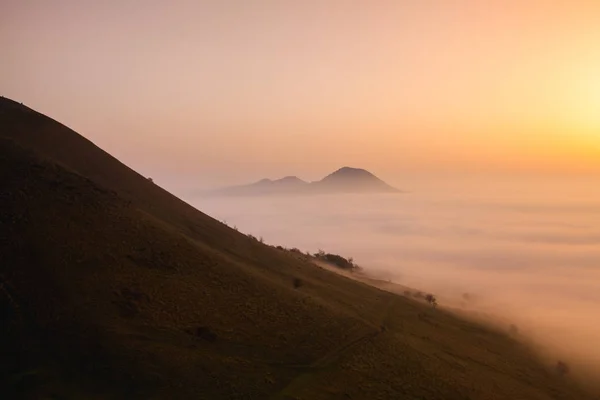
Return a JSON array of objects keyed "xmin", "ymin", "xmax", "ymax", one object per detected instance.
[
  {"xmin": 214, "ymin": 175, "xmax": 309, "ymax": 196},
  {"xmin": 311, "ymin": 166, "xmax": 399, "ymax": 193},
  {"xmin": 211, "ymin": 167, "xmax": 400, "ymax": 196}
]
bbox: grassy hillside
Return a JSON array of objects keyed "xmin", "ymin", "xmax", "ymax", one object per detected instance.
[{"xmin": 0, "ymin": 97, "xmax": 594, "ymax": 399}]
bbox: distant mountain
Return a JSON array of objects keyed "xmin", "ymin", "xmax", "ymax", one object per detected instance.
[
  {"xmin": 311, "ymin": 167, "xmax": 399, "ymax": 193},
  {"xmin": 214, "ymin": 175, "xmax": 309, "ymax": 196},
  {"xmin": 210, "ymin": 167, "xmax": 400, "ymax": 196}
]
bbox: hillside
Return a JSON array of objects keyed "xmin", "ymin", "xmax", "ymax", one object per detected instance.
[
  {"xmin": 0, "ymin": 96, "xmax": 595, "ymax": 399},
  {"xmin": 210, "ymin": 167, "xmax": 400, "ymax": 196}
]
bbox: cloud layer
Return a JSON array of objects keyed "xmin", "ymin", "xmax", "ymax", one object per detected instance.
[{"xmin": 192, "ymin": 186, "xmax": 600, "ymax": 384}]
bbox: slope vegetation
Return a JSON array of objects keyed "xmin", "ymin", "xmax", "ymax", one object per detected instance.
[{"xmin": 0, "ymin": 97, "xmax": 593, "ymax": 399}]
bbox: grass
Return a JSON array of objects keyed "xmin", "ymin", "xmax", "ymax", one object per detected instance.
[{"xmin": 0, "ymin": 96, "xmax": 597, "ymax": 399}]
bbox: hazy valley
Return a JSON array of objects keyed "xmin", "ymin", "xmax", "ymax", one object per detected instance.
[{"xmin": 193, "ymin": 178, "xmax": 600, "ymax": 385}]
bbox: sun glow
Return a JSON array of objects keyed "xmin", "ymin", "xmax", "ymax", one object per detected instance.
[{"xmin": 565, "ymin": 63, "xmax": 600, "ymax": 135}]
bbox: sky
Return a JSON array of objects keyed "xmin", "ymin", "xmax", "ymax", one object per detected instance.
[{"xmin": 2, "ymin": 1, "xmax": 600, "ymax": 188}]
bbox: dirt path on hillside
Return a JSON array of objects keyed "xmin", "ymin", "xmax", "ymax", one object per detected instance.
[{"xmin": 270, "ymin": 296, "xmax": 396, "ymax": 399}]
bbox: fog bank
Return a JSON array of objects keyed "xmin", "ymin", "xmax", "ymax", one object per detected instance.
[{"xmin": 188, "ymin": 175, "xmax": 600, "ymax": 383}]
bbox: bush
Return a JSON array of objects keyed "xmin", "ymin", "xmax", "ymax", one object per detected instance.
[
  {"xmin": 556, "ymin": 361, "xmax": 570, "ymax": 376},
  {"xmin": 293, "ymin": 278, "xmax": 303, "ymax": 289},
  {"xmin": 425, "ymin": 294, "xmax": 438, "ymax": 308},
  {"xmin": 430, "ymin": 296, "xmax": 438, "ymax": 308},
  {"xmin": 312, "ymin": 249, "xmax": 361, "ymax": 272},
  {"xmin": 322, "ymin": 253, "xmax": 353, "ymax": 270}
]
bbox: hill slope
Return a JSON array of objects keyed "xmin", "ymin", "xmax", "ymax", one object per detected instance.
[{"xmin": 0, "ymin": 97, "xmax": 593, "ymax": 399}]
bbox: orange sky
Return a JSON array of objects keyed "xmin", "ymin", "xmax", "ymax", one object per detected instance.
[{"xmin": 2, "ymin": 1, "xmax": 600, "ymax": 186}]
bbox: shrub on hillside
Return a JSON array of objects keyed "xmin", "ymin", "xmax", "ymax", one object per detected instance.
[
  {"xmin": 556, "ymin": 361, "xmax": 570, "ymax": 376},
  {"xmin": 425, "ymin": 294, "xmax": 438, "ymax": 308},
  {"xmin": 315, "ymin": 252, "xmax": 355, "ymax": 271}
]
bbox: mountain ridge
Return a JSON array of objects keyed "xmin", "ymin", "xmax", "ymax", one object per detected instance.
[{"xmin": 210, "ymin": 166, "xmax": 401, "ymax": 196}]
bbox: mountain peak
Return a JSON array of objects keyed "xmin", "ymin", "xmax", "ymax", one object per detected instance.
[
  {"xmin": 254, "ymin": 178, "xmax": 273, "ymax": 185},
  {"xmin": 338, "ymin": 166, "xmax": 365, "ymax": 172},
  {"xmin": 329, "ymin": 167, "xmax": 374, "ymax": 177},
  {"xmin": 315, "ymin": 167, "xmax": 399, "ymax": 193},
  {"xmin": 279, "ymin": 175, "xmax": 304, "ymax": 182}
]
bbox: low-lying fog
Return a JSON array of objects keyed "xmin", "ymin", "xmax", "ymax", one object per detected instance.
[{"xmin": 186, "ymin": 175, "xmax": 600, "ymax": 382}]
